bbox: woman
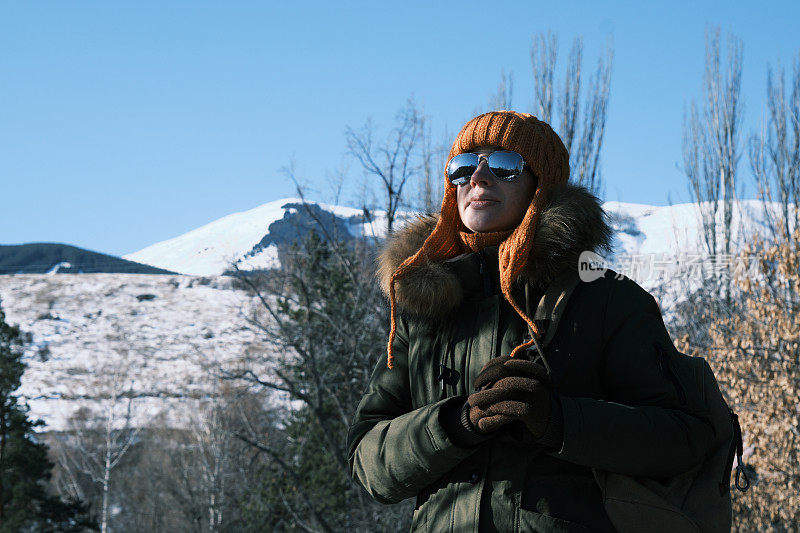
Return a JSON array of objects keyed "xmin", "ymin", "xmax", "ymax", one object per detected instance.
[{"xmin": 347, "ymin": 111, "xmax": 714, "ymax": 532}]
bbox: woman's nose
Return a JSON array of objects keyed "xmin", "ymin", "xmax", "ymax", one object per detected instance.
[{"xmin": 469, "ymin": 159, "xmax": 495, "ymax": 187}]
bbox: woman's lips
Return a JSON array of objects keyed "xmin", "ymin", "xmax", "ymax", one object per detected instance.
[{"xmin": 469, "ymin": 199, "xmax": 499, "ymax": 209}]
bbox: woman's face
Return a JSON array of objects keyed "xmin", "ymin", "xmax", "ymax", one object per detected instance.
[{"xmin": 456, "ymin": 147, "xmax": 538, "ymax": 233}]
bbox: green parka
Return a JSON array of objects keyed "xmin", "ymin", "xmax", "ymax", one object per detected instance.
[{"xmin": 347, "ymin": 183, "xmax": 715, "ymax": 532}]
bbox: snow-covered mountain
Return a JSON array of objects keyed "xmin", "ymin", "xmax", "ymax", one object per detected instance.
[
  {"xmin": 124, "ymin": 195, "xmax": 781, "ymax": 284},
  {"xmin": 123, "ymin": 199, "xmax": 394, "ymax": 276}
]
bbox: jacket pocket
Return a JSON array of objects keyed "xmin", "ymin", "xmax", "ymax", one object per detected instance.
[{"xmin": 520, "ymin": 472, "xmax": 614, "ymax": 532}]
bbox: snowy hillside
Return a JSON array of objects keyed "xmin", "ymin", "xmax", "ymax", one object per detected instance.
[
  {"xmin": 1, "ymin": 273, "xmax": 271, "ymax": 432},
  {"xmin": 602, "ymin": 197, "xmax": 780, "ymax": 294},
  {"xmin": 604, "ymin": 198, "xmax": 772, "ymax": 259}
]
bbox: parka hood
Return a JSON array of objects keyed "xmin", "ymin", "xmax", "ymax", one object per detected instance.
[{"xmin": 377, "ymin": 182, "xmax": 613, "ymax": 319}]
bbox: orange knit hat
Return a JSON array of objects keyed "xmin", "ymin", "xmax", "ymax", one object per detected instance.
[{"xmin": 386, "ymin": 111, "xmax": 570, "ymax": 368}]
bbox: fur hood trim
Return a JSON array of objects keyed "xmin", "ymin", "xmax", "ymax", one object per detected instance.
[{"xmin": 377, "ymin": 182, "xmax": 613, "ymax": 318}]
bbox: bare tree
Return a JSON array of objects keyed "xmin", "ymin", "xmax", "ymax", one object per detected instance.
[
  {"xmin": 749, "ymin": 52, "xmax": 800, "ymax": 243},
  {"xmin": 530, "ymin": 32, "xmax": 613, "ymax": 195},
  {"xmin": 682, "ymin": 27, "xmax": 744, "ymax": 299},
  {"xmin": 346, "ymin": 99, "xmax": 424, "ymax": 234},
  {"xmin": 531, "ymin": 32, "xmax": 558, "ymax": 123},
  {"xmin": 558, "ymin": 39, "xmax": 582, "ymax": 153},
  {"xmin": 141, "ymin": 386, "xmax": 267, "ymax": 533},
  {"xmin": 171, "ymin": 395, "xmax": 234, "ymax": 532},
  {"xmin": 418, "ymin": 115, "xmax": 446, "ymax": 215},
  {"xmin": 488, "ymin": 69, "xmax": 514, "ymax": 110},
  {"xmin": 54, "ymin": 368, "xmax": 140, "ymax": 533},
  {"xmin": 223, "ymin": 188, "xmax": 413, "ymax": 531}
]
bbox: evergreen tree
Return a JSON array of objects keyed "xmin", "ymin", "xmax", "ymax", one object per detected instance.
[
  {"xmin": 0, "ymin": 298, "xmax": 93, "ymax": 532},
  {"xmin": 231, "ymin": 230, "xmax": 412, "ymax": 531}
]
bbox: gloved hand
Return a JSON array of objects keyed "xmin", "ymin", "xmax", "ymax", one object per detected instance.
[
  {"xmin": 440, "ymin": 355, "xmax": 563, "ymax": 449},
  {"xmin": 466, "ymin": 355, "xmax": 553, "ymax": 439}
]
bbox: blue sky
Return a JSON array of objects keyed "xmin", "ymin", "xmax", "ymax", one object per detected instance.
[{"xmin": 2, "ymin": 1, "xmax": 799, "ymax": 257}]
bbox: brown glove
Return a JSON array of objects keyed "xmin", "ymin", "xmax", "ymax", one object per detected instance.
[
  {"xmin": 472, "ymin": 354, "xmax": 553, "ymax": 391},
  {"xmin": 440, "ymin": 355, "xmax": 564, "ymax": 449},
  {"xmin": 467, "ymin": 355, "xmax": 556, "ymax": 440}
]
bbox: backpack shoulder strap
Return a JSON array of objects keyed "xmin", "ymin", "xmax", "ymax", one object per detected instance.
[{"xmin": 531, "ymin": 269, "xmax": 582, "ymax": 348}]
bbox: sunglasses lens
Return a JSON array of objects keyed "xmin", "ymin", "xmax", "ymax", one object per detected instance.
[
  {"xmin": 487, "ymin": 151, "xmax": 525, "ymax": 181},
  {"xmin": 446, "ymin": 153, "xmax": 479, "ymax": 185},
  {"xmin": 446, "ymin": 151, "xmax": 526, "ymax": 185}
]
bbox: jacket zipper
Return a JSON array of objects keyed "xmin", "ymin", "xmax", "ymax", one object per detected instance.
[
  {"xmin": 474, "ymin": 252, "xmax": 493, "ymax": 297},
  {"xmin": 654, "ymin": 342, "xmax": 687, "ymax": 405}
]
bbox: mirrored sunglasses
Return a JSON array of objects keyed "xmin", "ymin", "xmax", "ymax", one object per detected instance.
[{"xmin": 446, "ymin": 150, "xmax": 527, "ymax": 186}]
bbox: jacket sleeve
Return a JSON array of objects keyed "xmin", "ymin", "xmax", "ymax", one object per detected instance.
[
  {"xmin": 346, "ymin": 314, "xmax": 478, "ymax": 504},
  {"xmin": 549, "ymin": 276, "xmax": 715, "ymax": 478}
]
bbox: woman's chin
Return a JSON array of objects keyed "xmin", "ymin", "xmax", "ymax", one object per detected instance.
[
  {"xmin": 460, "ymin": 205, "xmax": 519, "ymax": 233},
  {"xmin": 462, "ymin": 219, "xmax": 505, "ymax": 233}
]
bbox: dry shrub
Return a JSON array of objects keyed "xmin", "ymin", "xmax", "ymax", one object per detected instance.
[{"xmin": 675, "ymin": 227, "xmax": 800, "ymax": 532}]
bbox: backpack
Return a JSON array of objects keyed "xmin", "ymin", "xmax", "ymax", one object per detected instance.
[{"xmin": 530, "ymin": 271, "xmax": 751, "ymax": 533}]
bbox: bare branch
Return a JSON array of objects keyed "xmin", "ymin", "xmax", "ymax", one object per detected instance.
[
  {"xmin": 346, "ymin": 99, "xmax": 423, "ymax": 234},
  {"xmin": 682, "ymin": 27, "xmax": 744, "ymax": 301},
  {"xmin": 531, "ymin": 31, "xmax": 557, "ymax": 123},
  {"xmin": 232, "ymin": 432, "xmax": 335, "ymax": 533},
  {"xmin": 529, "ymin": 32, "xmax": 613, "ymax": 195}
]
